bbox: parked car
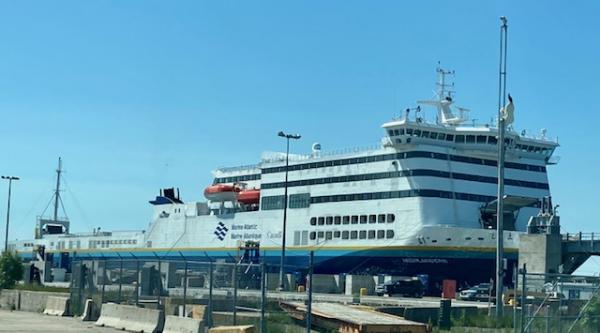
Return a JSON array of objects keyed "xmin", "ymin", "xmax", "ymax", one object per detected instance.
[
  {"xmin": 457, "ymin": 283, "xmax": 494, "ymax": 302},
  {"xmin": 375, "ymin": 278, "xmax": 424, "ymax": 297}
]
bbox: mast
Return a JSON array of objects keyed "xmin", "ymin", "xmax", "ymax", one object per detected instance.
[{"xmin": 53, "ymin": 157, "xmax": 62, "ymax": 222}]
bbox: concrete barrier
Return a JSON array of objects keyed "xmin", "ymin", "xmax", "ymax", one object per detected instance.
[
  {"xmin": 96, "ymin": 303, "xmax": 165, "ymax": 333},
  {"xmin": 163, "ymin": 315, "xmax": 204, "ymax": 333},
  {"xmin": 19, "ymin": 290, "xmax": 70, "ymax": 313},
  {"xmin": 0, "ymin": 289, "xmax": 20, "ymax": 310},
  {"xmin": 344, "ymin": 275, "xmax": 376, "ymax": 296},
  {"xmin": 43, "ymin": 296, "xmax": 70, "ymax": 316},
  {"xmin": 80, "ymin": 299, "xmax": 95, "ymax": 321},
  {"xmin": 208, "ymin": 325, "xmax": 255, "ymax": 333}
]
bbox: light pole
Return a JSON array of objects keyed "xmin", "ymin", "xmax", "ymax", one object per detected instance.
[
  {"xmin": 2, "ymin": 176, "xmax": 19, "ymax": 253},
  {"xmin": 277, "ymin": 131, "xmax": 301, "ymax": 291}
]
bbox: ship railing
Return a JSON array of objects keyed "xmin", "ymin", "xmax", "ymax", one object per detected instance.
[
  {"xmin": 215, "ymin": 164, "xmax": 260, "ymax": 173},
  {"xmin": 261, "ymin": 143, "xmax": 383, "ymax": 164}
]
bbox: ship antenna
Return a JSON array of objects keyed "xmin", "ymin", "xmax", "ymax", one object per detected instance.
[{"xmin": 53, "ymin": 157, "xmax": 63, "ymax": 223}]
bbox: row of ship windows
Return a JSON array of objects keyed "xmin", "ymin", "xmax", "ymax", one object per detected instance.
[
  {"xmin": 261, "ymin": 189, "xmax": 539, "ymax": 211},
  {"xmin": 388, "ymin": 128, "xmax": 553, "ymax": 156},
  {"xmin": 310, "ymin": 229, "xmax": 395, "ymax": 240},
  {"xmin": 310, "ymin": 214, "xmax": 396, "ymax": 226},
  {"xmin": 214, "ymin": 173, "xmax": 261, "ymax": 184},
  {"xmin": 260, "ymin": 150, "xmax": 546, "ymax": 174},
  {"xmin": 89, "ymin": 239, "xmax": 138, "ymax": 249},
  {"xmin": 261, "ymin": 169, "xmax": 549, "ymax": 190}
]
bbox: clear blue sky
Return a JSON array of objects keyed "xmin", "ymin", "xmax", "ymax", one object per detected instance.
[{"xmin": 1, "ymin": 1, "xmax": 599, "ymax": 273}]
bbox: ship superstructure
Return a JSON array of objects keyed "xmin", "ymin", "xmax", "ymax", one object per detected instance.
[{"xmin": 10, "ymin": 68, "xmax": 559, "ymax": 286}]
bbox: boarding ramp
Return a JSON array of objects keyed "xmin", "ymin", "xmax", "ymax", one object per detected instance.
[{"xmin": 561, "ymin": 232, "xmax": 600, "ymax": 274}]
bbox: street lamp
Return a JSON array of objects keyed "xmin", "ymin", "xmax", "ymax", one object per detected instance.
[
  {"xmin": 2, "ymin": 176, "xmax": 19, "ymax": 253},
  {"xmin": 277, "ymin": 131, "xmax": 301, "ymax": 291}
]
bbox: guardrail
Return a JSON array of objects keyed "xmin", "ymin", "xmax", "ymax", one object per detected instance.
[{"xmin": 563, "ymin": 232, "xmax": 600, "ymax": 241}]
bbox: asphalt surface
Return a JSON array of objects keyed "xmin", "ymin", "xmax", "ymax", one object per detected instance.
[{"xmin": 0, "ymin": 310, "xmax": 124, "ymax": 333}]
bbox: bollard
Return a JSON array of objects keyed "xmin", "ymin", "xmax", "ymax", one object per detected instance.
[{"xmin": 359, "ymin": 287, "xmax": 368, "ymax": 296}]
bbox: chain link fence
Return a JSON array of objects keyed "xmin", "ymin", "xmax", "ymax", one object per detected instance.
[
  {"xmin": 69, "ymin": 254, "xmax": 317, "ymax": 333},
  {"xmin": 515, "ymin": 265, "xmax": 600, "ymax": 333}
]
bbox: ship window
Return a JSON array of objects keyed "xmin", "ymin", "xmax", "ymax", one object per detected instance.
[
  {"xmin": 438, "ymin": 133, "xmax": 446, "ymax": 140},
  {"xmin": 301, "ymin": 231, "xmax": 308, "ymax": 245},
  {"xmin": 342, "ymin": 216, "xmax": 350, "ymax": 224},
  {"xmin": 393, "ymin": 129, "xmax": 400, "ymax": 136},
  {"xmin": 369, "ymin": 215, "xmax": 377, "ymax": 223},
  {"xmin": 430, "ymin": 132, "xmax": 438, "ymax": 139},
  {"xmin": 310, "ymin": 232, "xmax": 316, "ymax": 240},
  {"xmin": 318, "ymin": 217, "xmax": 325, "ymax": 225},
  {"xmin": 351, "ymin": 231, "xmax": 358, "ymax": 239},
  {"xmin": 334, "ymin": 231, "xmax": 341, "ymax": 238},
  {"xmin": 446, "ymin": 238, "xmax": 452, "ymax": 241},
  {"xmin": 317, "ymin": 231, "xmax": 324, "ymax": 239},
  {"xmin": 488, "ymin": 136, "xmax": 498, "ymax": 145},
  {"xmin": 351, "ymin": 216, "xmax": 359, "ymax": 224},
  {"xmin": 477, "ymin": 135, "xmax": 486, "ymax": 143},
  {"xmin": 422, "ymin": 131, "xmax": 430, "ymax": 138},
  {"xmin": 387, "ymin": 214, "xmax": 395, "ymax": 223},
  {"xmin": 414, "ymin": 129, "xmax": 421, "ymax": 137},
  {"xmin": 466, "ymin": 135, "xmax": 475, "ymax": 143},
  {"xmin": 388, "ymin": 130, "xmax": 394, "ymax": 136},
  {"xmin": 293, "ymin": 231, "xmax": 300, "ymax": 245},
  {"xmin": 334, "ymin": 216, "xmax": 341, "ymax": 225},
  {"xmin": 261, "ymin": 195, "xmax": 285, "ymax": 210},
  {"xmin": 289, "ymin": 193, "xmax": 310, "ymax": 209},
  {"xmin": 386, "ymin": 230, "xmax": 394, "ymax": 239},
  {"xmin": 446, "ymin": 134, "xmax": 454, "ymax": 141},
  {"xmin": 378, "ymin": 214, "xmax": 386, "ymax": 223},
  {"xmin": 465, "ymin": 237, "xmax": 472, "ymax": 240},
  {"xmin": 431, "ymin": 239, "xmax": 438, "ymax": 243},
  {"xmin": 368, "ymin": 230, "xmax": 376, "ymax": 239},
  {"xmin": 478, "ymin": 237, "xmax": 484, "ymax": 240},
  {"xmin": 326, "ymin": 231, "xmax": 333, "ymax": 240},
  {"xmin": 360, "ymin": 215, "xmax": 367, "ymax": 224},
  {"xmin": 342, "ymin": 231, "xmax": 349, "ymax": 239},
  {"xmin": 406, "ymin": 128, "xmax": 413, "ymax": 136},
  {"xmin": 455, "ymin": 135, "xmax": 465, "ymax": 143},
  {"xmin": 399, "ymin": 129, "xmax": 405, "ymax": 135},
  {"xmin": 359, "ymin": 231, "xmax": 367, "ymax": 239},
  {"xmin": 326, "ymin": 217, "xmax": 333, "ymax": 225},
  {"xmin": 310, "ymin": 217, "xmax": 316, "ymax": 226},
  {"xmin": 377, "ymin": 230, "xmax": 385, "ymax": 239}
]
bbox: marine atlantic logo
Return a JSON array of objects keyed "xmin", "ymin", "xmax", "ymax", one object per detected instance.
[{"xmin": 214, "ymin": 222, "xmax": 228, "ymax": 241}]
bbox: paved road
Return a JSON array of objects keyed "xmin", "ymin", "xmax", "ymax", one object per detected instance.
[{"xmin": 0, "ymin": 310, "xmax": 123, "ymax": 333}]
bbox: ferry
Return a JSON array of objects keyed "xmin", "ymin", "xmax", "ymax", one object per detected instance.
[{"xmin": 9, "ymin": 68, "xmax": 559, "ymax": 287}]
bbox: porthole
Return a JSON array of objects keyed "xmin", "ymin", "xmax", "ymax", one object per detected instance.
[{"xmin": 310, "ymin": 217, "xmax": 316, "ymax": 226}]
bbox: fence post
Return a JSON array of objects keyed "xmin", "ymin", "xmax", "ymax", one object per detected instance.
[
  {"xmin": 233, "ymin": 262, "xmax": 238, "ymax": 325},
  {"xmin": 306, "ymin": 251, "xmax": 314, "ymax": 333},
  {"xmin": 520, "ymin": 264, "xmax": 527, "ymax": 333},
  {"xmin": 183, "ymin": 260, "xmax": 188, "ymax": 316},
  {"xmin": 101, "ymin": 258, "xmax": 106, "ymax": 305},
  {"xmin": 513, "ymin": 262, "xmax": 518, "ymax": 333},
  {"xmin": 208, "ymin": 261, "xmax": 214, "ymax": 328},
  {"xmin": 118, "ymin": 258, "xmax": 123, "ymax": 304},
  {"xmin": 135, "ymin": 259, "xmax": 140, "ymax": 306},
  {"xmin": 156, "ymin": 258, "xmax": 161, "ymax": 307},
  {"xmin": 261, "ymin": 262, "xmax": 267, "ymax": 333}
]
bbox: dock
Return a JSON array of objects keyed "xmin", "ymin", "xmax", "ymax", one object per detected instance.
[{"xmin": 280, "ymin": 301, "xmax": 429, "ymax": 333}]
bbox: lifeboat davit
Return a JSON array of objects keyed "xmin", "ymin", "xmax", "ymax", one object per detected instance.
[
  {"xmin": 204, "ymin": 184, "xmax": 240, "ymax": 202},
  {"xmin": 237, "ymin": 189, "xmax": 260, "ymax": 205}
]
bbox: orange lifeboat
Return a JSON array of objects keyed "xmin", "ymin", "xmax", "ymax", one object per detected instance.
[
  {"xmin": 204, "ymin": 184, "xmax": 240, "ymax": 202},
  {"xmin": 238, "ymin": 189, "xmax": 260, "ymax": 205}
]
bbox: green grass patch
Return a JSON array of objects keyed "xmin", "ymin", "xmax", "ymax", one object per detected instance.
[{"xmin": 14, "ymin": 283, "xmax": 69, "ymax": 293}]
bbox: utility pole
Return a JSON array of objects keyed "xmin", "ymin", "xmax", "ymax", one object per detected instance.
[
  {"xmin": 496, "ymin": 16, "xmax": 509, "ymax": 318},
  {"xmin": 2, "ymin": 176, "xmax": 19, "ymax": 252},
  {"xmin": 277, "ymin": 131, "xmax": 301, "ymax": 291}
]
